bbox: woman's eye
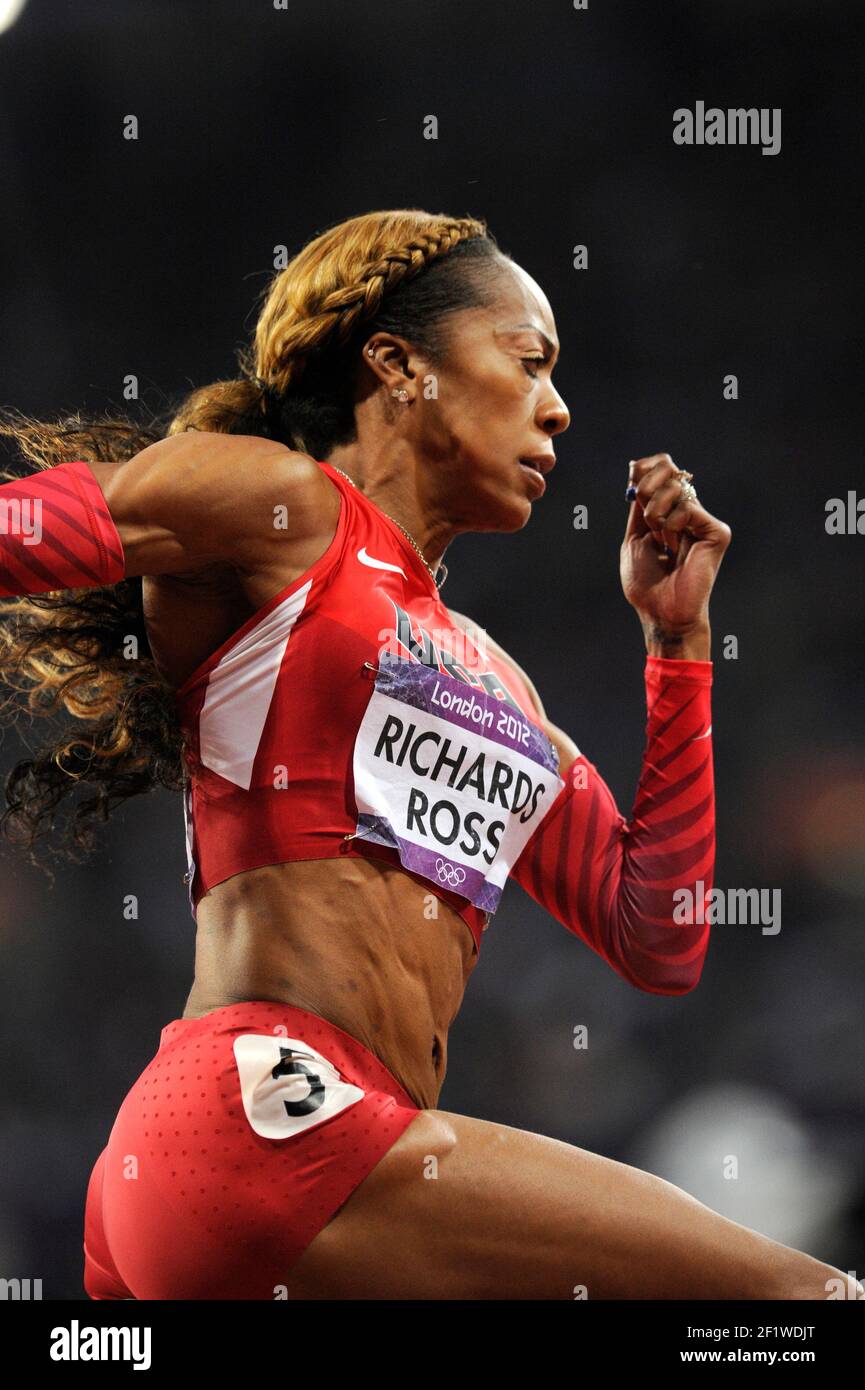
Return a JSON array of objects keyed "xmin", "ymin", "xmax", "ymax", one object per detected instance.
[{"xmin": 521, "ymin": 356, "xmax": 546, "ymax": 378}]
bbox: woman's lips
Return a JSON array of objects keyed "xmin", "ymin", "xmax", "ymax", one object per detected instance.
[
  {"xmin": 518, "ymin": 453, "xmax": 556, "ymax": 473},
  {"xmin": 518, "ymin": 459, "xmax": 547, "ymax": 494}
]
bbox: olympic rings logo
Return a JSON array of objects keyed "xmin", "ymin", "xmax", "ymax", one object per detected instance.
[{"xmin": 435, "ymin": 859, "xmax": 466, "ymax": 887}]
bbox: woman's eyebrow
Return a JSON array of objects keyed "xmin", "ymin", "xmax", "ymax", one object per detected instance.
[{"xmin": 497, "ymin": 324, "xmax": 559, "ymax": 358}]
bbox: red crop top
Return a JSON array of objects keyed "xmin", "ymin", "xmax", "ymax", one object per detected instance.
[{"xmin": 174, "ymin": 459, "xmax": 564, "ymax": 954}]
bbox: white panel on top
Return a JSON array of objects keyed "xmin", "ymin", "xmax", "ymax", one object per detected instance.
[{"xmin": 199, "ymin": 579, "xmax": 313, "ymax": 789}]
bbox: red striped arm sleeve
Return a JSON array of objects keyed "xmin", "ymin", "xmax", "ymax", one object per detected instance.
[
  {"xmin": 0, "ymin": 459, "xmax": 125, "ymax": 596},
  {"xmin": 510, "ymin": 657, "xmax": 715, "ymax": 995}
]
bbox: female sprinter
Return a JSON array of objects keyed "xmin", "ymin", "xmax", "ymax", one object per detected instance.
[{"xmin": 0, "ymin": 209, "xmax": 859, "ymax": 1301}]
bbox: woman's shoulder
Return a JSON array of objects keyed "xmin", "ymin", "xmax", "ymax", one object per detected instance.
[
  {"xmin": 89, "ymin": 433, "xmax": 339, "ymax": 580},
  {"xmin": 150, "ymin": 432, "xmax": 340, "ymax": 521}
]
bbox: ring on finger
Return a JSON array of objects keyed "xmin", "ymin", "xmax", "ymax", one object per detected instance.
[{"xmin": 670, "ymin": 467, "xmax": 698, "ymax": 504}]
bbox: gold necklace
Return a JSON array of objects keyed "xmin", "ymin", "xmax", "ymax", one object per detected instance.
[{"xmin": 328, "ymin": 463, "xmax": 448, "ymax": 590}]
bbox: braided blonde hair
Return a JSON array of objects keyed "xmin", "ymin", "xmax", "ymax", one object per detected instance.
[{"xmin": 167, "ymin": 209, "xmax": 494, "ymax": 449}]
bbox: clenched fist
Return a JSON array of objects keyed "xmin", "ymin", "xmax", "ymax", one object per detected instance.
[{"xmin": 619, "ymin": 454, "xmax": 732, "ymax": 660}]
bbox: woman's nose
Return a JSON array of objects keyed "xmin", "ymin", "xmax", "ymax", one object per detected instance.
[{"xmin": 539, "ymin": 389, "xmax": 570, "ymax": 437}]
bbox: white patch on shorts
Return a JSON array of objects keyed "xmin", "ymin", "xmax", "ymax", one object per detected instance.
[{"xmin": 233, "ymin": 1034, "xmax": 365, "ymax": 1140}]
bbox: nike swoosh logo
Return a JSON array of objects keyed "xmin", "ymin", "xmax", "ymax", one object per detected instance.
[
  {"xmin": 357, "ymin": 546, "xmax": 407, "ymax": 578},
  {"xmin": 693, "ymin": 725, "xmax": 713, "ymax": 740}
]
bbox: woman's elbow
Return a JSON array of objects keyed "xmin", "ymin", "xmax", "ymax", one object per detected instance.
[{"xmin": 628, "ymin": 961, "xmax": 707, "ymax": 996}]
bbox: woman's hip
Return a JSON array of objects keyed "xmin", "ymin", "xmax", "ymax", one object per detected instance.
[{"xmin": 84, "ymin": 1000, "xmax": 421, "ymax": 1299}]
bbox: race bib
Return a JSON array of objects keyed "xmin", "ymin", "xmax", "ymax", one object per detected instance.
[
  {"xmin": 351, "ymin": 651, "xmax": 566, "ymax": 913},
  {"xmin": 233, "ymin": 1034, "xmax": 365, "ymax": 1140}
]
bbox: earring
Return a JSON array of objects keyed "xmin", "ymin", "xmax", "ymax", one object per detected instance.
[
  {"xmin": 367, "ymin": 347, "xmax": 375, "ymax": 357},
  {"xmin": 392, "ymin": 388, "xmax": 409, "ymax": 402}
]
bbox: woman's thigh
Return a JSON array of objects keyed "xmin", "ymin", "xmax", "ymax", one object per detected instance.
[{"xmin": 280, "ymin": 1108, "xmax": 860, "ymax": 1301}]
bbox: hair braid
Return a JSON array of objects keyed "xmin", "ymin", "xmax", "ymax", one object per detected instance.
[
  {"xmin": 311, "ymin": 221, "xmax": 487, "ymax": 349},
  {"xmin": 245, "ymin": 213, "xmax": 489, "ymax": 397}
]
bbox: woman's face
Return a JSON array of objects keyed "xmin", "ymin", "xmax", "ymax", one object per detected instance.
[{"xmin": 411, "ymin": 259, "xmax": 570, "ymax": 531}]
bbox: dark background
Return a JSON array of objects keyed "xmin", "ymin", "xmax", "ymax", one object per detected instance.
[{"xmin": 0, "ymin": 0, "xmax": 863, "ymax": 1298}]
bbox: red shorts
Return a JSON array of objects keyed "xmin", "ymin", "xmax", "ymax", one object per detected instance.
[{"xmin": 83, "ymin": 1001, "xmax": 421, "ymax": 1299}]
